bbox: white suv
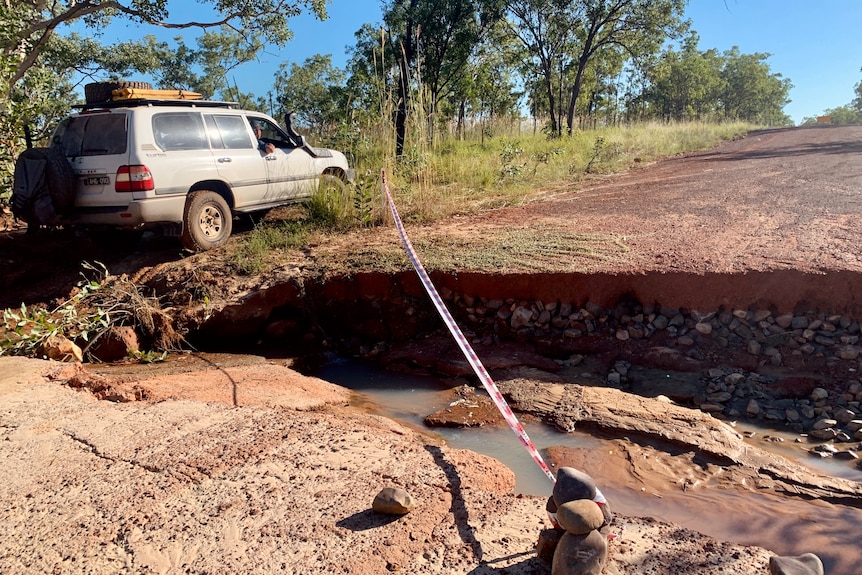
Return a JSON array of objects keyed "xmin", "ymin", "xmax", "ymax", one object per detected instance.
[{"xmin": 15, "ymin": 94, "xmax": 353, "ymax": 250}]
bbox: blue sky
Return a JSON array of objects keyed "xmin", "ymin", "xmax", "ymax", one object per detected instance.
[{"xmin": 83, "ymin": 1, "xmax": 861, "ymax": 124}]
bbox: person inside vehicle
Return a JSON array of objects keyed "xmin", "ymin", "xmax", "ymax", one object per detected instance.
[{"xmin": 253, "ymin": 123, "xmax": 276, "ymax": 154}]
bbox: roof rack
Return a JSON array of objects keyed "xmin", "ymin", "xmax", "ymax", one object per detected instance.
[{"xmin": 73, "ymin": 99, "xmax": 240, "ymax": 111}]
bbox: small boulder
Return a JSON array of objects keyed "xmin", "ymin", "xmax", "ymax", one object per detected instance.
[
  {"xmin": 89, "ymin": 326, "xmax": 140, "ymax": 362},
  {"xmin": 42, "ymin": 334, "xmax": 83, "ymax": 363},
  {"xmin": 556, "ymin": 500, "xmax": 605, "ymax": 535},
  {"xmin": 553, "ymin": 467, "xmax": 597, "ymax": 505},
  {"xmin": 551, "ymin": 530, "xmax": 607, "ymax": 575},
  {"xmin": 768, "ymin": 553, "xmax": 824, "ymax": 575},
  {"xmin": 372, "ymin": 487, "xmax": 415, "ymax": 515},
  {"xmin": 833, "ymin": 407, "xmax": 857, "ymax": 425}
]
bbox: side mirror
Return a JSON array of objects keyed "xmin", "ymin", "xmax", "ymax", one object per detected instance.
[{"xmin": 284, "ymin": 111, "xmax": 304, "ymax": 147}]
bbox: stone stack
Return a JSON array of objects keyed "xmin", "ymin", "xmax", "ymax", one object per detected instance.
[{"xmin": 537, "ymin": 467, "xmax": 612, "ymax": 575}]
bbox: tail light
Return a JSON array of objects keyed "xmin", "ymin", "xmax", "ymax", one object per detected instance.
[{"xmin": 116, "ymin": 165, "xmax": 154, "ymax": 192}]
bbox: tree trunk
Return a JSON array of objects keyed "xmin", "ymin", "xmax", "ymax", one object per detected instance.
[
  {"xmin": 566, "ymin": 56, "xmax": 588, "ymax": 135},
  {"xmin": 542, "ymin": 62, "xmax": 558, "ymax": 135},
  {"xmin": 395, "ymin": 55, "xmax": 409, "ymax": 156}
]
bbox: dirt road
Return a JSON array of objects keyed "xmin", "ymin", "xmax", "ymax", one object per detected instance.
[
  {"xmin": 2, "ymin": 125, "xmax": 861, "ymax": 311},
  {"xmin": 480, "ymin": 124, "xmax": 862, "ymax": 275}
]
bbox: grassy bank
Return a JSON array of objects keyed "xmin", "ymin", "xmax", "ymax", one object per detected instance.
[{"xmin": 232, "ymin": 120, "xmax": 755, "ymax": 273}]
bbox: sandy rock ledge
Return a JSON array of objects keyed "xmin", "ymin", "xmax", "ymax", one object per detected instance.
[{"xmin": 0, "ymin": 357, "xmax": 774, "ymax": 574}]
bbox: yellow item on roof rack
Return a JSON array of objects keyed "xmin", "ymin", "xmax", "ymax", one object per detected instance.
[{"xmin": 112, "ymin": 88, "xmax": 203, "ymax": 101}]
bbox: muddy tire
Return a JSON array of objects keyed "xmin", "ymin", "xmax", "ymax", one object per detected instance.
[
  {"xmin": 181, "ymin": 190, "xmax": 232, "ymax": 251},
  {"xmin": 84, "ymin": 81, "xmax": 153, "ymax": 104},
  {"xmin": 11, "ymin": 147, "xmax": 76, "ymax": 224}
]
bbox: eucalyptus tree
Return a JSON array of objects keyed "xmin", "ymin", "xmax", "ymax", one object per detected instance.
[
  {"xmin": 719, "ymin": 47, "xmax": 792, "ymax": 125},
  {"xmin": 381, "ymin": 0, "xmax": 504, "ymax": 155},
  {"xmin": 449, "ymin": 23, "xmax": 523, "ymax": 139},
  {"xmin": 273, "ymin": 54, "xmax": 348, "ymax": 141},
  {"xmin": 504, "ymin": 0, "xmax": 575, "ymax": 135},
  {"xmin": 4, "ymin": 0, "xmax": 329, "ymax": 88},
  {"xmin": 644, "ymin": 33, "xmax": 725, "ymax": 121},
  {"xmin": 562, "ymin": 0, "xmax": 687, "ymax": 133}
]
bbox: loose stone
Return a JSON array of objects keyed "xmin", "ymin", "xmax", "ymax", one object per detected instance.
[
  {"xmin": 812, "ymin": 418, "xmax": 837, "ymax": 430},
  {"xmin": 372, "ymin": 487, "xmax": 415, "ymax": 515},
  {"xmin": 810, "ymin": 388, "xmax": 829, "ymax": 401},
  {"xmin": 552, "ymin": 530, "xmax": 608, "ymax": 575},
  {"xmin": 556, "ymin": 500, "xmax": 605, "ymax": 535},
  {"xmin": 553, "ymin": 468, "xmax": 597, "ymax": 504},
  {"xmin": 768, "ymin": 553, "xmax": 824, "ymax": 575}
]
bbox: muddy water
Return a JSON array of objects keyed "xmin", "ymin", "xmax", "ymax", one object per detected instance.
[
  {"xmin": 315, "ymin": 358, "xmax": 862, "ymax": 575},
  {"xmin": 317, "ymin": 358, "xmax": 600, "ymax": 494}
]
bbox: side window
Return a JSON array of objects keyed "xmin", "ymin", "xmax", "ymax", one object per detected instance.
[
  {"xmin": 248, "ymin": 117, "xmax": 294, "ymax": 149},
  {"xmin": 208, "ymin": 115, "xmax": 254, "ymax": 150},
  {"xmin": 152, "ymin": 112, "xmax": 207, "ymax": 151},
  {"xmin": 52, "ymin": 114, "xmax": 128, "ymax": 156},
  {"xmin": 204, "ymin": 115, "xmax": 224, "ymax": 149}
]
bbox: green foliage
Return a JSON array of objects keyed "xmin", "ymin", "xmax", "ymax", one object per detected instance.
[
  {"xmin": 351, "ymin": 170, "xmax": 385, "ymax": 227},
  {"xmin": 499, "ymin": 141, "xmax": 526, "ymax": 179},
  {"xmin": 806, "ymin": 72, "xmax": 862, "ymax": 126},
  {"xmin": 305, "ymin": 177, "xmax": 357, "ymax": 230},
  {"xmin": 0, "ymin": 262, "xmax": 111, "ymax": 358},
  {"xmin": 273, "ymin": 54, "xmax": 348, "ymax": 140},
  {"xmin": 2, "ymin": 0, "xmax": 329, "ymax": 87},
  {"xmin": 820, "ymin": 105, "xmax": 861, "ymax": 126},
  {"xmin": 0, "ymin": 261, "xmax": 181, "ymax": 360},
  {"xmin": 129, "ymin": 349, "xmax": 168, "ymax": 363},
  {"xmin": 633, "ymin": 39, "xmax": 793, "ymax": 126}
]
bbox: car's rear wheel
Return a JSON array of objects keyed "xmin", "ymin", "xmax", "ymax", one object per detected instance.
[{"xmin": 181, "ymin": 190, "xmax": 232, "ymax": 251}]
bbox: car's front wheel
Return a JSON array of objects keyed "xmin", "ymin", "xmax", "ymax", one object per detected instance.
[{"xmin": 181, "ymin": 190, "xmax": 232, "ymax": 251}]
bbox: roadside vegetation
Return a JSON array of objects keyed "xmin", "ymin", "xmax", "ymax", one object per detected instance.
[
  {"xmin": 0, "ymin": 262, "xmax": 181, "ymax": 361},
  {"xmin": 232, "ymin": 118, "xmax": 753, "ymax": 275},
  {"xmin": 0, "ymin": 0, "xmax": 815, "ymax": 360}
]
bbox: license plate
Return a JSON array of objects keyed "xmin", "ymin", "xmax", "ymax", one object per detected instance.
[{"xmin": 83, "ymin": 176, "xmax": 110, "ymax": 186}]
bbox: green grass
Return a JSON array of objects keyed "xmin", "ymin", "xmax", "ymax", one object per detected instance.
[{"xmin": 231, "ymin": 220, "xmax": 309, "ymax": 275}]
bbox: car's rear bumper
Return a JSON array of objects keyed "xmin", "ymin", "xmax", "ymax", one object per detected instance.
[{"xmin": 59, "ymin": 194, "xmax": 186, "ymax": 227}]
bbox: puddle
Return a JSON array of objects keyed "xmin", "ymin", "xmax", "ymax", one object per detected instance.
[
  {"xmin": 315, "ymin": 357, "xmax": 598, "ymax": 495},
  {"xmin": 314, "ymin": 357, "xmax": 862, "ymax": 575}
]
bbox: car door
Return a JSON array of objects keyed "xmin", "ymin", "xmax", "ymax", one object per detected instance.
[
  {"xmin": 149, "ymin": 111, "xmax": 216, "ymax": 201},
  {"xmin": 248, "ymin": 117, "xmax": 318, "ymax": 202},
  {"xmin": 204, "ymin": 114, "xmax": 270, "ymax": 209}
]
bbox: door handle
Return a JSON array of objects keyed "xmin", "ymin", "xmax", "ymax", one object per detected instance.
[
  {"xmin": 265, "ymin": 155, "xmax": 277, "ymax": 161},
  {"xmin": 217, "ymin": 157, "xmax": 232, "ymax": 163}
]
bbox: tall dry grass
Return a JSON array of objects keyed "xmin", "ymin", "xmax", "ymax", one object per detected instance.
[{"xmin": 358, "ymin": 118, "xmax": 754, "ymax": 224}]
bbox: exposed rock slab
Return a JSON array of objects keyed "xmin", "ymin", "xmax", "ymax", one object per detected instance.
[{"xmin": 498, "ymin": 376, "xmax": 862, "ymax": 505}]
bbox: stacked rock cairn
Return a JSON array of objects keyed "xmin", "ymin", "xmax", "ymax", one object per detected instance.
[{"xmin": 537, "ymin": 467, "xmax": 613, "ymax": 575}]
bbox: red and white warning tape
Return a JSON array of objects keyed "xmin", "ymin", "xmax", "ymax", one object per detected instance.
[{"xmin": 381, "ymin": 170, "xmax": 556, "ymax": 484}]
